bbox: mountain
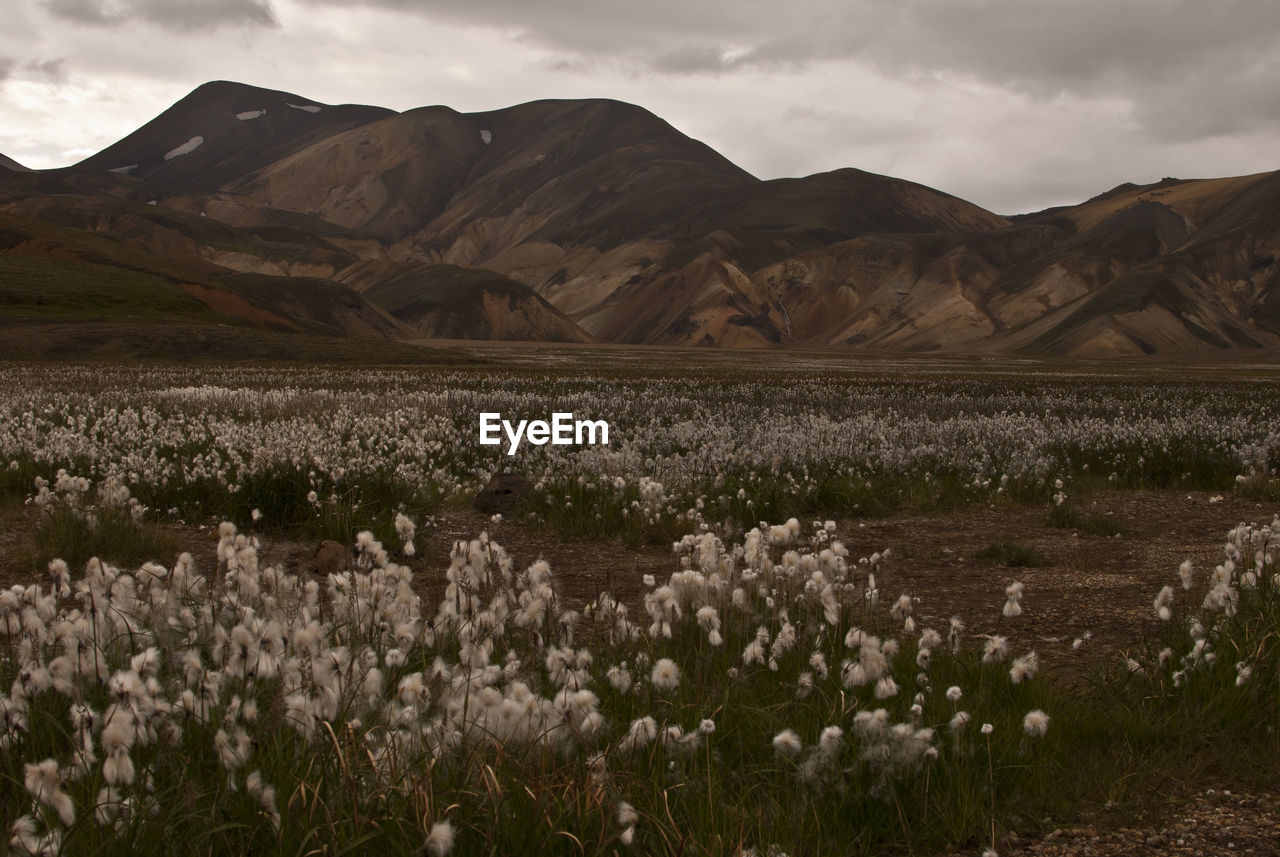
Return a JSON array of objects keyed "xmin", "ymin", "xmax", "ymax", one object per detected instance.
[
  {"xmin": 348, "ymin": 262, "xmax": 593, "ymax": 342},
  {"xmin": 1, "ymin": 79, "xmax": 1278, "ymax": 356},
  {"xmin": 0, "ymin": 154, "xmax": 30, "ymax": 172},
  {"xmin": 67, "ymin": 81, "xmax": 395, "ymax": 194}
]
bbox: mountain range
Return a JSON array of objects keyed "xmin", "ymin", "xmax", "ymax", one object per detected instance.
[{"xmin": 2, "ymin": 79, "xmax": 1278, "ymax": 358}]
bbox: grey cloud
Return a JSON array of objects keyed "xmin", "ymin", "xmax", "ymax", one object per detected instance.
[
  {"xmin": 301, "ymin": 0, "xmax": 1280, "ymax": 142},
  {"xmin": 25, "ymin": 57, "xmax": 67, "ymax": 83},
  {"xmin": 44, "ymin": 0, "xmax": 277, "ymax": 30},
  {"xmin": 44, "ymin": 0, "xmax": 113, "ymax": 25},
  {"xmin": 0, "ymin": 59, "xmax": 13, "ymax": 81},
  {"xmin": 649, "ymin": 44, "xmax": 749, "ymax": 75}
]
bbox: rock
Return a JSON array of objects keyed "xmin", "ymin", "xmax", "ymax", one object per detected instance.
[
  {"xmin": 472, "ymin": 472, "xmax": 533, "ymax": 516},
  {"xmin": 313, "ymin": 539, "xmax": 351, "ymax": 576}
]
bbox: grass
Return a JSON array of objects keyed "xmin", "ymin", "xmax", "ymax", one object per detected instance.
[
  {"xmin": 0, "ymin": 256, "xmax": 215, "ymax": 321},
  {"xmin": 1046, "ymin": 502, "xmax": 1128, "ymax": 537},
  {"xmin": 3, "ymin": 360, "xmax": 1280, "ymax": 852},
  {"xmin": 28, "ymin": 502, "xmax": 179, "ymax": 572},
  {"xmin": 975, "ymin": 541, "xmax": 1046, "ymax": 567},
  {"xmin": 1, "ymin": 514, "xmax": 1276, "ymax": 856}
]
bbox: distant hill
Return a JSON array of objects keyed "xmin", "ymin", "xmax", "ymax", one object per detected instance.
[{"xmin": 1, "ymin": 79, "xmax": 1277, "ymax": 356}]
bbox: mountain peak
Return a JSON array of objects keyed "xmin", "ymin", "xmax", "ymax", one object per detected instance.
[
  {"xmin": 66, "ymin": 80, "xmax": 395, "ymax": 193},
  {"xmin": 0, "ymin": 153, "xmax": 30, "ymax": 172}
]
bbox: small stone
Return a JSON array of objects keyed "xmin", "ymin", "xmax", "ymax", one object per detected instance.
[
  {"xmin": 313, "ymin": 539, "xmax": 350, "ymax": 576},
  {"xmin": 472, "ymin": 471, "xmax": 533, "ymax": 515}
]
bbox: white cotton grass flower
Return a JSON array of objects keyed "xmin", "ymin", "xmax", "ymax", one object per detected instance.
[
  {"xmin": 619, "ymin": 717, "xmax": 659, "ymax": 753},
  {"xmin": 394, "ymin": 512, "xmax": 416, "ymax": 556},
  {"xmin": 24, "ymin": 759, "xmax": 75, "ymax": 826},
  {"xmin": 945, "ymin": 685, "xmax": 963, "ymax": 703},
  {"xmin": 1154, "ymin": 585, "xmax": 1175, "ymax": 621},
  {"xmin": 425, "ymin": 820, "xmax": 455, "ymax": 856},
  {"xmin": 617, "ymin": 801, "xmax": 639, "ymax": 827},
  {"xmin": 919, "ymin": 627, "xmax": 943, "ymax": 650},
  {"xmin": 818, "ymin": 725, "xmax": 843, "ymax": 755},
  {"xmin": 1179, "ymin": 559, "xmax": 1195, "ymax": 590},
  {"xmin": 1002, "ymin": 581, "xmax": 1024, "ymax": 618},
  {"xmin": 1009, "ymin": 651, "xmax": 1039, "ymax": 684},
  {"xmin": 982, "ymin": 636, "xmax": 1009, "ymax": 663},
  {"xmin": 650, "ymin": 658, "xmax": 680, "ymax": 692},
  {"xmin": 1022, "ymin": 709, "xmax": 1050, "ymax": 738},
  {"xmin": 1236, "ymin": 661, "xmax": 1253, "ymax": 686},
  {"xmin": 948, "ymin": 616, "xmax": 965, "ymax": 653},
  {"xmin": 980, "ymin": 723, "xmax": 994, "ymax": 735},
  {"xmin": 772, "ymin": 728, "xmax": 803, "ymax": 758},
  {"xmin": 606, "ymin": 665, "xmax": 632, "ymax": 694}
]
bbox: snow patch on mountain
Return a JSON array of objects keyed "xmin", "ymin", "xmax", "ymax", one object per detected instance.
[
  {"xmin": 108, "ymin": 164, "xmax": 138, "ymax": 175},
  {"xmin": 236, "ymin": 110, "xmax": 266, "ymax": 120},
  {"xmin": 286, "ymin": 103, "xmax": 322, "ymax": 114},
  {"xmin": 164, "ymin": 136, "xmax": 204, "ymax": 160},
  {"xmin": 480, "ymin": 129, "xmax": 492, "ymax": 145}
]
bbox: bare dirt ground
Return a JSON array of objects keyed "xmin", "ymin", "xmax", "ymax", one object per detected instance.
[{"xmin": 3, "ymin": 488, "xmax": 1274, "ymax": 857}]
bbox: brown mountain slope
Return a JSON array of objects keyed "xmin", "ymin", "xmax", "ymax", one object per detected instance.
[
  {"xmin": 67, "ymin": 81, "xmax": 394, "ymax": 194},
  {"xmin": 0, "ymin": 207, "xmax": 410, "ymax": 342},
  {"xmin": 0, "ymin": 154, "xmax": 30, "ymax": 172},
  {"xmin": 12, "ymin": 80, "xmax": 1280, "ymax": 355},
  {"xmin": 351, "ymin": 263, "xmax": 593, "ymax": 342},
  {"xmin": 188, "ymin": 92, "xmax": 1010, "ymax": 346}
]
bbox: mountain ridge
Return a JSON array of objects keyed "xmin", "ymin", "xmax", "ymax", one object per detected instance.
[{"xmin": 0, "ymin": 79, "xmax": 1276, "ymax": 357}]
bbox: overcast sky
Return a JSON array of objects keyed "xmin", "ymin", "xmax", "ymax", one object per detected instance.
[{"xmin": 2, "ymin": 0, "xmax": 1278, "ymax": 214}]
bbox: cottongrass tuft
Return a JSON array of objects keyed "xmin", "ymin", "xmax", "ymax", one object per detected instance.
[
  {"xmin": 982, "ymin": 636, "xmax": 1009, "ymax": 663},
  {"xmin": 1022, "ymin": 710, "xmax": 1050, "ymax": 738},
  {"xmin": 772, "ymin": 729, "xmax": 803, "ymax": 758},
  {"xmin": 650, "ymin": 658, "xmax": 681, "ymax": 692},
  {"xmin": 1002, "ymin": 581, "xmax": 1024, "ymax": 618},
  {"xmin": 1009, "ymin": 651, "xmax": 1039, "ymax": 684},
  {"xmin": 425, "ymin": 820, "xmax": 455, "ymax": 856}
]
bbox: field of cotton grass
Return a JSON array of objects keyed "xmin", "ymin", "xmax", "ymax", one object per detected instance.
[
  {"xmin": 2, "ymin": 361, "xmax": 1280, "ymax": 551},
  {"xmin": 2, "ymin": 357, "xmax": 1280, "ymax": 855}
]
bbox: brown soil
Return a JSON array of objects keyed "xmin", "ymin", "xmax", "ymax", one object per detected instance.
[{"xmin": 948, "ymin": 789, "xmax": 1280, "ymax": 857}]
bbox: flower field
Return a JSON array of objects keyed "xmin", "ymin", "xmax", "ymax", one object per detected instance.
[
  {"xmin": 1, "ymin": 361, "xmax": 1278, "ymax": 545},
  {"xmin": 1, "ymin": 357, "xmax": 1279, "ymax": 856}
]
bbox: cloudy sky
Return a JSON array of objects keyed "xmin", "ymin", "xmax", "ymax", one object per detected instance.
[{"xmin": 2, "ymin": 0, "xmax": 1278, "ymax": 214}]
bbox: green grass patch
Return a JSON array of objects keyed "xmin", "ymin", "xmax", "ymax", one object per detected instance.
[
  {"xmin": 1046, "ymin": 503, "xmax": 1127, "ymax": 536},
  {"xmin": 0, "ymin": 256, "xmax": 214, "ymax": 321},
  {"xmin": 975, "ymin": 540, "xmax": 1046, "ymax": 567},
  {"xmin": 29, "ymin": 503, "xmax": 179, "ymax": 571}
]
